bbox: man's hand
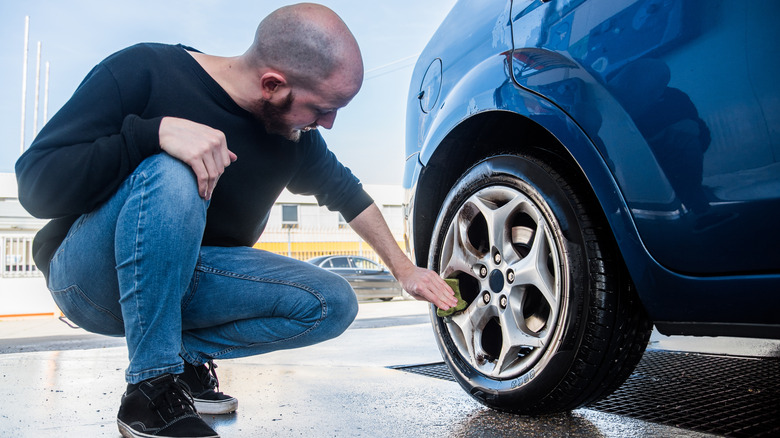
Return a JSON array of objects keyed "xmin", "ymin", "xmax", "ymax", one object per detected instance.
[
  {"xmin": 395, "ymin": 264, "xmax": 458, "ymax": 311},
  {"xmin": 347, "ymin": 203, "xmax": 457, "ymax": 310},
  {"xmin": 159, "ymin": 117, "xmax": 238, "ymax": 199}
]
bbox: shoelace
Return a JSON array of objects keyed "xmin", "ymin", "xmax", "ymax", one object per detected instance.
[
  {"xmin": 202, "ymin": 360, "xmax": 221, "ymax": 392},
  {"xmin": 147, "ymin": 376, "xmax": 197, "ymax": 419}
]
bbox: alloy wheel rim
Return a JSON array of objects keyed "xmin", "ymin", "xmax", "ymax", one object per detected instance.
[{"xmin": 438, "ymin": 183, "xmax": 566, "ymax": 379}]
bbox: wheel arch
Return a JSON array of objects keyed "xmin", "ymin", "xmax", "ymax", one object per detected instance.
[
  {"xmin": 411, "ymin": 109, "xmax": 649, "ymax": 308},
  {"xmin": 411, "ymin": 111, "xmax": 563, "ymax": 265}
]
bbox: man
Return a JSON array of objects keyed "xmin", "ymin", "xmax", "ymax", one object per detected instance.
[{"xmin": 15, "ymin": 4, "xmax": 457, "ymax": 438}]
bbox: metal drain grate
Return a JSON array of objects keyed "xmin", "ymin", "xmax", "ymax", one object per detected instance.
[
  {"xmin": 589, "ymin": 351, "xmax": 780, "ymax": 437},
  {"xmin": 391, "ymin": 351, "xmax": 780, "ymax": 437},
  {"xmin": 390, "ymin": 362, "xmax": 454, "ymax": 381}
]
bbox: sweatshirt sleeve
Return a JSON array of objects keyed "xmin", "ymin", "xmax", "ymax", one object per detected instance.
[
  {"xmin": 287, "ymin": 131, "xmax": 374, "ymax": 222},
  {"xmin": 15, "ymin": 60, "xmax": 162, "ymax": 219}
]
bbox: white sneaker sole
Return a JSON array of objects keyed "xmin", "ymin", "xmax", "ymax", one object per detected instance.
[
  {"xmin": 117, "ymin": 419, "xmax": 220, "ymax": 438},
  {"xmin": 194, "ymin": 396, "xmax": 238, "ymax": 415}
]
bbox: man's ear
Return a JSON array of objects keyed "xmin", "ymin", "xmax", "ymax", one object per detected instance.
[{"xmin": 260, "ymin": 72, "xmax": 288, "ymax": 100}]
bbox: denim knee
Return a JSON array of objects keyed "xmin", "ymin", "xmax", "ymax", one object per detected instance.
[
  {"xmin": 132, "ymin": 153, "xmax": 208, "ymax": 230},
  {"xmin": 137, "ymin": 153, "xmax": 203, "ymax": 203},
  {"xmin": 321, "ymin": 273, "xmax": 359, "ymax": 335}
]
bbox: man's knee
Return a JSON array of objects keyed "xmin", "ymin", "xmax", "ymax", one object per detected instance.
[
  {"xmin": 130, "ymin": 153, "xmax": 207, "ymax": 226},
  {"xmin": 136, "ymin": 154, "xmax": 201, "ymax": 201},
  {"xmin": 322, "ymin": 275, "xmax": 359, "ymax": 335}
]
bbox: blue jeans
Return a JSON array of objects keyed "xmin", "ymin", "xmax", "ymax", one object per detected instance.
[{"xmin": 47, "ymin": 154, "xmax": 358, "ymax": 384}]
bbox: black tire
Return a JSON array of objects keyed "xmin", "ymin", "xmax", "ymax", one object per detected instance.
[{"xmin": 427, "ymin": 153, "xmax": 652, "ymax": 414}]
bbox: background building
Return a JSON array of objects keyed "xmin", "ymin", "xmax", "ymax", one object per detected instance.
[{"xmin": 257, "ymin": 185, "xmax": 405, "ymax": 261}]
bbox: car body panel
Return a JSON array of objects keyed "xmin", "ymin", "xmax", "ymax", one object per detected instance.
[
  {"xmin": 307, "ymin": 255, "xmax": 403, "ymax": 301},
  {"xmin": 507, "ymin": 0, "xmax": 780, "ymax": 275},
  {"xmin": 404, "ymin": 0, "xmax": 780, "ymax": 337}
]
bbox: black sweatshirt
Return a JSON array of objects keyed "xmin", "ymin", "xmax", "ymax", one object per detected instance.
[{"xmin": 15, "ymin": 43, "xmax": 374, "ymax": 278}]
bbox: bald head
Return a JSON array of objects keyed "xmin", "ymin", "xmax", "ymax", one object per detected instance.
[{"xmin": 247, "ymin": 3, "xmax": 363, "ymax": 93}]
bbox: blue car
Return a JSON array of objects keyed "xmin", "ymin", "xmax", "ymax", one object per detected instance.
[{"xmin": 404, "ymin": 0, "xmax": 780, "ymax": 414}]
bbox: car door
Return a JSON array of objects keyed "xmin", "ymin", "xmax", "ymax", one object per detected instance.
[
  {"xmin": 349, "ymin": 256, "xmax": 400, "ymax": 298},
  {"xmin": 327, "ymin": 256, "xmax": 356, "ymax": 284}
]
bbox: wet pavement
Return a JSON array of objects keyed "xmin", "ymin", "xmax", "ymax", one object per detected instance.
[{"xmin": 0, "ymin": 300, "xmax": 777, "ymax": 437}]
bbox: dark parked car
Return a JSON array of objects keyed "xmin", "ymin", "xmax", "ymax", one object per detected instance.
[
  {"xmin": 404, "ymin": 0, "xmax": 780, "ymax": 415},
  {"xmin": 307, "ymin": 255, "xmax": 404, "ymax": 301}
]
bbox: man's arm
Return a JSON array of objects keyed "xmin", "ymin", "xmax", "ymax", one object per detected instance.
[
  {"xmin": 16, "ymin": 62, "xmax": 235, "ymax": 219},
  {"xmin": 349, "ymin": 203, "xmax": 457, "ymax": 310},
  {"xmin": 15, "ymin": 62, "xmax": 162, "ymax": 219}
]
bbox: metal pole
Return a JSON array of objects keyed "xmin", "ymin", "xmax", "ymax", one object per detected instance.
[
  {"xmin": 287, "ymin": 227, "xmax": 292, "ymax": 258},
  {"xmin": 43, "ymin": 61, "xmax": 50, "ymax": 125},
  {"xmin": 33, "ymin": 41, "xmax": 41, "ymax": 137},
  {"xmin": 20, "ymin": 16, "xmax": 29, "ymax": 155}
]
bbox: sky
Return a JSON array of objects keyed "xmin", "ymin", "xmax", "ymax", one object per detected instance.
[{"xmin": 0, "ymin": 0, "xmax": 457, "ymax": 185}]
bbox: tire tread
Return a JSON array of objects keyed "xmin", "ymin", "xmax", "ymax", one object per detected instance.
[{"xmin": 525, "ymin": 153, "xmax": 652, "ymax": 413}]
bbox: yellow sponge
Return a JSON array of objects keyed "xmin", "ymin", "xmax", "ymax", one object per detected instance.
[{"xmin": 437, "ymin": 278, "xmax": 468, "ymax": 317}]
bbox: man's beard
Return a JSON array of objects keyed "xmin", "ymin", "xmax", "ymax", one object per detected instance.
[{"xmin": 254, "ymin": 92, "xmax": 301, "ymax": 142}]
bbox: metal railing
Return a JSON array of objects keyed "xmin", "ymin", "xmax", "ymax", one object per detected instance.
[
  {"xmin": 1, "ymin": 235, "xmax": 40, "ymax": 278},
  {"xmin": 254, "ymin": 225, "xmax": 403, "ymax": 263}
]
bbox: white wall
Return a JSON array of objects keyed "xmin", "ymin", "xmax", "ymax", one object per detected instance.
[{"xmin": 0, "ymin": 276, "xmax": 56, "ymax": 316}]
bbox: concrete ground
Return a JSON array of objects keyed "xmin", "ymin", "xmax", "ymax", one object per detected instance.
[{"xmin": 1, "ymin": 300, "xmax": 778, "ymax": 437}]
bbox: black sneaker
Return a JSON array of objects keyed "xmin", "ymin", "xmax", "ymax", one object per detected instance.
[
  {"xmin": 117, "ymin": 374, "xmax": 219, "ymax": 438},
  {"xmin": 179, "ymin": 360, "xmax": 238, "ymax": 415}
]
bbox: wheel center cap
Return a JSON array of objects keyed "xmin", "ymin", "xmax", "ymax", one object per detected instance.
[{"xmin": 489, "ymin": 270, "xmax": 504, "ymax": 293}]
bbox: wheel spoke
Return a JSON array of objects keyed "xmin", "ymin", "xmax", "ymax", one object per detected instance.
[
  {"xmin": 450, "ymin": 301, "xmax": 493, "ymax": 369},
  {"xmin": 495, "ymin": 305, "xmax": 545, "ymax": 374},
  {"xmin": 440, "ymin": 210, "xmax": 483, "ymax": 278},
  {"xmin": 508, "ymin": 222, "xmax": 557, "ymax": 309},
  {"xmin": 471, "ymin": 194, "xmax": 525, "ymax": 264}
]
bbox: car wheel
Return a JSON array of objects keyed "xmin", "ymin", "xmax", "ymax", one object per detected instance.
[{"xmin": 428, "ymin": 153, "xmax": 652, "ymax": 414}]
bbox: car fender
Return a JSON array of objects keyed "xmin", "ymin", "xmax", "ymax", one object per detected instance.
[{"xmin": 412, "ymin": 50, "xmax": 652, "ymax": 303}]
